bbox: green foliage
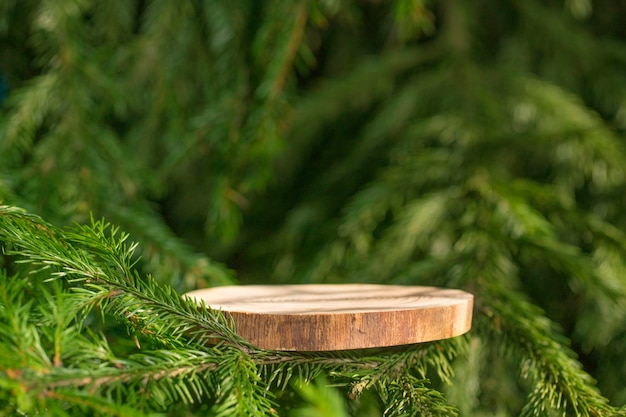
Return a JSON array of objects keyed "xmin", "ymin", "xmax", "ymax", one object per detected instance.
[
  {"xmin": 2, "ymin": 0, "xmax": 626, "ymax": 416},
  {"xmin": 0, "ymin": 206, "xmax": 466, "ymax": 415}
]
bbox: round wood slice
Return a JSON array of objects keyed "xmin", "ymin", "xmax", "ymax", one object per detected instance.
[{"xmin": 185, "ymin": 284, "xmax": 473, "ymax": 351}]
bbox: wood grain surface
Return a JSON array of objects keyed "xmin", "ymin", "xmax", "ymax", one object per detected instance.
[{"xmin": 185, "ymin": 284, "xmax": 473, "ymax": 351}]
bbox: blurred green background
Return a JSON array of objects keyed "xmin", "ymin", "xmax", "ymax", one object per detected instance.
[{"xmin": 1, "ymin": 0, "xmax": 626, "ymax": 414}]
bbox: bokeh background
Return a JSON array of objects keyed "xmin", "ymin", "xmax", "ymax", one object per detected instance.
[{"xmin": 2, "ymin": 1, "xmax": 626, "ymax": 414}]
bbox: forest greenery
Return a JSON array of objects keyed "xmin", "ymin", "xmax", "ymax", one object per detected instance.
[{"xmin": 1, "ymin": 0, "xmax": 626, "ymax": 416}]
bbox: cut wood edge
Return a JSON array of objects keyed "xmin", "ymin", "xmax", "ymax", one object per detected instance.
[{"xmin": 185, "ymin": 284, "xmax": 474, "ymax": 351}]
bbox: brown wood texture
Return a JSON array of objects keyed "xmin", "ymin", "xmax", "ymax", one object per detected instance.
[{"xmin": 185, "ymin": 284, "xmax": 473, "ymax": 351}]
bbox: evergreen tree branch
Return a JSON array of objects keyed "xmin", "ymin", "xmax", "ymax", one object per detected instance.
[
  {"xmin": 209, "ymin": 348, "xmax": 276, "ymax": 417},
  {"xmin": 0, "ymin": 207, "xmax": 278, "ymax": 414},
  {"xmin": 0, "ymin": 205, "xmax": 250, "ymax": 351},
  {"xmin": 34, "ymin": 349, "xmax": 223, "ymax": 410},
  {"xmin": 481, "ymin": 282, "xmax": 623, "ymax": 417},
  {"xmin": 377, "ymin": 374, "xmax": 459, "ymax": 417}
]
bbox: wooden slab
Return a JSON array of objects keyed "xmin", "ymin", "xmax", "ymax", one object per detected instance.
[{"xmin": 185, "ymin": 284, "xmax": 473, "ymax": 351}]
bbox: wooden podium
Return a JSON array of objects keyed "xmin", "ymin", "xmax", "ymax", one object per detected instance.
[{"xmin": 185, "ymin": 284, "xmax": 473, "ymax": 351}]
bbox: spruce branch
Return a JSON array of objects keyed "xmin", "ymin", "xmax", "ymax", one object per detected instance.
[
  {"xmin": 253, "ymin": 338, "xmax": 465, "ymax": 410},
  {"xmin": 0, "ymin": 205, "xmax": 251, "ymax": 351},
  {"xmin": 450, "ymin": 214, "xmax": 625, "ymax": 416},
  {"xmin": 0, "ymin": 273, "xmax": 266, "ymax": 412},
  {"xmin": 210, "ymin": 347, "xmax": 276, "ymax": 417},
  {"xmin": 481, "ymin": 282, "xmax": 622, "ymax": 417},
  {"xmin": 37, "ymin": 349, "xmax": 222, "ymax": 408},
  {"xmin": 0, "ymin": 272, "xmax": 50, "ymax": 372},
  {"xmin": 0, "ymin": 206, "xmax": 277, "ymax": 414},
  {"xmin": 377, "ymin": 374, "xmax": 459, "ymax": 417}
]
